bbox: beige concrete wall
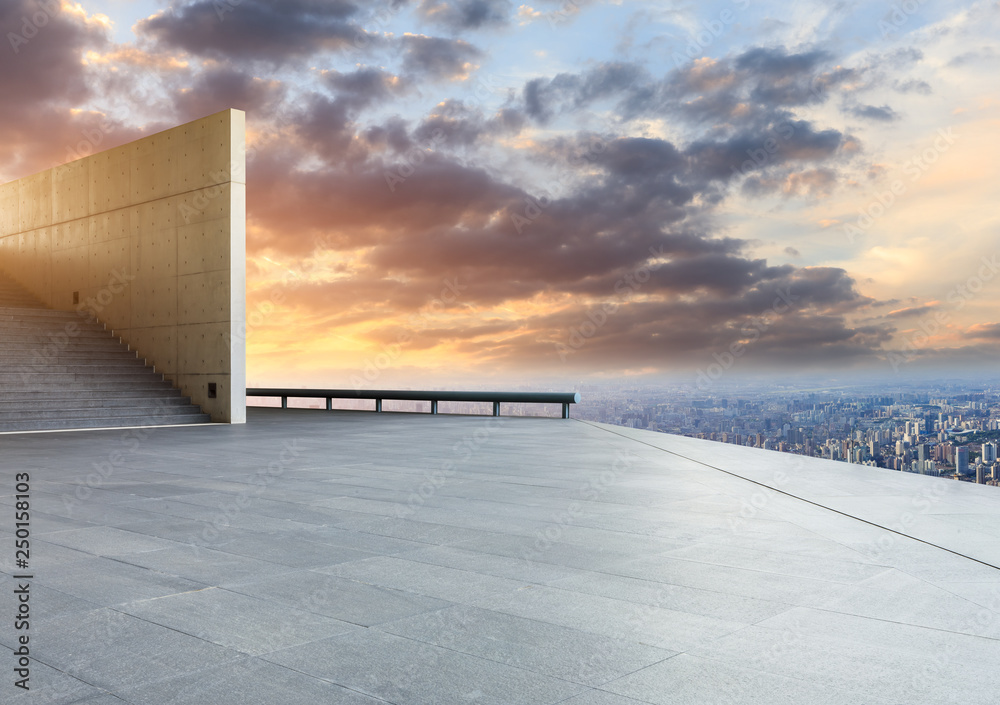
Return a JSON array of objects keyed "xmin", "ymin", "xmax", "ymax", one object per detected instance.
[{"xmin": 0, "ymin": 109, "xmax": 246, "ymax": 423}]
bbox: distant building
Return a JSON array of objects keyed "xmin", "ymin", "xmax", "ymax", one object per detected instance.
[{"xmin": 956, "ymin": 446, "xmax": 970, "ymax": 476}]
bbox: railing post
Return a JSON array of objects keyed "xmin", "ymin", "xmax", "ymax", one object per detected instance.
[
  {"xmin": 326, "ymin": 397, "xmax": 332, "ymax": 411},
  {"xmin": 562, "ymin": 402, "xmax": 569, "ymax": 419},
  {"xmin": 493, "ymin": 401, "xmax": 500, "ymax": 417},
  {"xmin": 281, "ymin": 396, "xmax": 288, "ymax": 409},
  {"xmin": 375, "ymin": 398, "xmax": 382, "ymax": 413},
  {"xmin": 430, "ymin": 400, "xmax": 438, "ymax": 415}
]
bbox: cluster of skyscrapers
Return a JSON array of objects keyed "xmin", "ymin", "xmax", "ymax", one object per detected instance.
[{"xmin": 574, "ymin": 382, "xmax": 1000, "ymax": 485}]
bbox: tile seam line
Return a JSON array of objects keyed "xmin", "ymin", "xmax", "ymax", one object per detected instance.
[{"xmin": 577, "ymin": 420, "xmax": 1000, "ymax": 573}]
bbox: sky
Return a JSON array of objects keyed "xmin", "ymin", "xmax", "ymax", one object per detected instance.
[{"xmin": 2, "ymin": 0, "xmax": 998, "ymax": 390}]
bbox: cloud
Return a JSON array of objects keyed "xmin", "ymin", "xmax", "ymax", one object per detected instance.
[
  {"xmin": 231, "ymin": 36, "xmax": 896, "ymax": 377},
  {"xmin": 412, "ymin": 100, "xmax": 524, "ymax": 148},
  {"xmin": 965, "ymin": 322, "xmax": 1000, "ymax": 340},
  {"xmin": 1, "ymin": 0, "xmax": 107, "ymax": 107},
  {"xmin": 0, "ymin": 0, "xmax": 113, "ymax": 175},
  {"xmin": 6, "ymin": 0, "xmax": 922, "ymax": 379},
  {"xmin": 849, "ymin": 104, "xmax": 900, "ymax": 122},
  {"xmin": 892, "ymin": 78, "xmax": 932, "ymax": 94},
  {"xmin": 173, "ymin": 67, "xmax": 287, "ymax": 122},
  {"xmin": 416, "ymin": 0, "xmax": 512, "ymax": 30},
  {"xmin": 400, "ymin": 34, "xmax": 483, "ymax": 80},
  {"xmin": 886, "ymin": 302, "xmax": 939, "ymax": 319},
  {"xmin": 137, "ymin": 0, "xmax": 367, "ymax": 63}
]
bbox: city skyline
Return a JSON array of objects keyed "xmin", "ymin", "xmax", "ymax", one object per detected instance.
[
  {"xmin": 568, "ymin": 377, "xmax": 1000, "ymax": 483},
  {"xmin": 2, "ymin": 0, "xmax": 998, "ymax": 388}
]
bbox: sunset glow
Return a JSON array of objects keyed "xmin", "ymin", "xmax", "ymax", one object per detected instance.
[{"xmin": 3, "ymin": 0, "xmax": 998, "ymax": 388}]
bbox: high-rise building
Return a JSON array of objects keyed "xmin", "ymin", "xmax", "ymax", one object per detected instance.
[
  {"xmin": 983, "ymin": 442, "xmax": 997, "ymax": 465},
  {"xmin": 956, "ymin": 446, "xmax": 970, "ymax": 476}
]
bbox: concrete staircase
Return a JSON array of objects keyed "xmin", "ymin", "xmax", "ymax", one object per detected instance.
[{"xmin": 0, "ymin": 272, "xmax": 211, "ymax": 432}]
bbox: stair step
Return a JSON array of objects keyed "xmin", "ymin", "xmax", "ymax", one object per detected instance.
[
  {"xmin": 0, "ymin": 396, "xmax": 192, "ymax": 410},
  {"xmin": 0, "ymin": 306, "xmax": 83, "ymax": 318},
  {"xmin": 0, "ymin": 405, "xmax": 206, "ymax": 421},
  {"xmin": 0, "ymin": 413, "xmax": 213, "ymax": 432},
  {"xmin": 0, "ymin": 363, "xmax": 155, "ymax": 374},
  {"xmin": 0, "ymin": 370, "xmax": 165, "ymax": 381},
  {"xmin": 0, "ymin": 318, "xmax": 107, "ymax": 330},
  {"xmin": 0, "ymin": 357, "xmax": 144, "ymax": 367},
  {"xmin": 0, "ymin": 343, "xmax": 136, "ymax": 354},
  {"xmin": 0, "ymin": 330, "xmax": 123, "ymax": 342},
  {"xmin": 1, "ymin": 389, "xmax": 185, "ymax": 401},
  {"xmin": 0, "ymin": 385, "xmax": 177, "ymax": 396},
  {"xmin": 0, "ymin": 269, "xmax": 210, "ymax": 431}
]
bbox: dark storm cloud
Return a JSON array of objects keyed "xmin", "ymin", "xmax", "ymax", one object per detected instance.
[
  {"xmin": 416, "ymin": 0, "xmax": 512, "ymax": 30},
  {"xmin": 849, "ymin": 104, "xmax": 899, "ymax": 122},
  {"xmin": 400, "ymin": 34, "xmax": 484, "ymax": 80},
  {"xmin": 138, "ymin": 0, "xmax": 367, "ymax": 62}
]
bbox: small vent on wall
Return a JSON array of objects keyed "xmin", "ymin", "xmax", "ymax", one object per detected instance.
[
  {"xmin": 208, "ymin": 382, "xmax": 217, "ymax": 399},
  {"xmin": 72, "ymin": 291, "xmax": 79, "ymax": 305}
]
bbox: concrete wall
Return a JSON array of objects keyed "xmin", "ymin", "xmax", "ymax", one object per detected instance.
[{"xmin": 0, "ymin": 109, "xmax": 246, "ymax": 423}]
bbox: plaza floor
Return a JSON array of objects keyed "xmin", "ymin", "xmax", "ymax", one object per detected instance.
[{"xmin": 2, "ymin": 407, "xmax": 999, "ymax": 704}]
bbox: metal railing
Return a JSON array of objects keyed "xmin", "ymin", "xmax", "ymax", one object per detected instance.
[{"xmin": 247, "ymin": 388, "xmax": 581, "ymax": 419}]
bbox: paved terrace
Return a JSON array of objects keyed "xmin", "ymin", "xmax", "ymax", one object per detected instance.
[{"xmin": 2, "ymin": 408, "xmax": 1000, "ymax": 704}]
